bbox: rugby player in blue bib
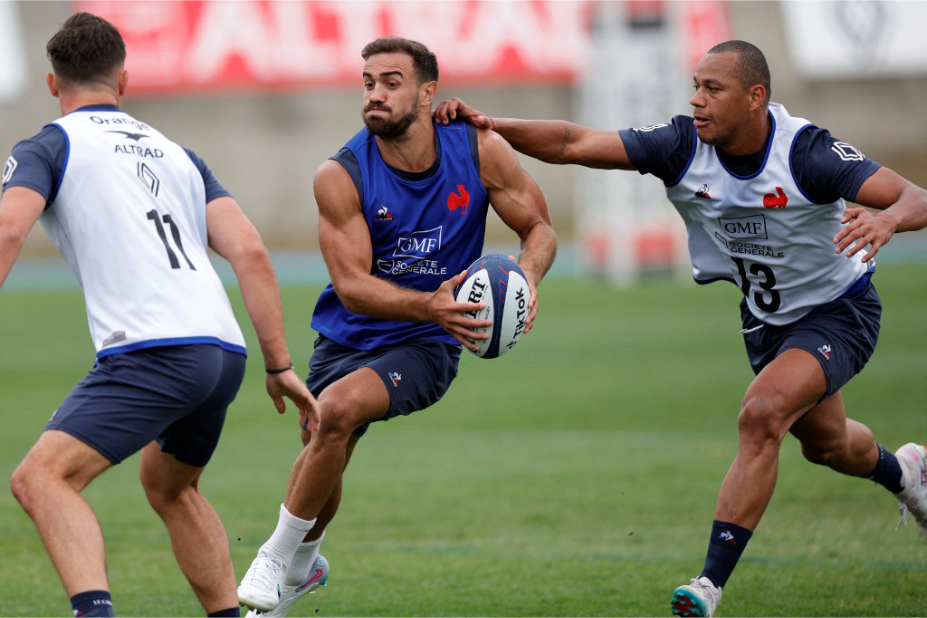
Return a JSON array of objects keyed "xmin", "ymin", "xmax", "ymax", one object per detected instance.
[
  {"xmin": 1, "ymin": 13, "xmax": 318, "ymax": 618},
  {"xmin": 237, "ymin": 37, "xmax": 557, "ymax": 615},
  {"xmin": 435, "ymin": 40, "xmax": 927, "ymax": 618}
]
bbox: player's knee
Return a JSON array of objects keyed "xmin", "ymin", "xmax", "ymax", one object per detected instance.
[
  {"xmin": 9, "ymin": 467, "xmax": 28, "ymax": 511},
  {"xmin": 140, "ymin": 467, "xmax": 197, "ymax": 513},
  {"xmin": 801, "ymin": 440, "xmax": 846, "ymax": 467},
  {"xmin": 142, "ymin": 478, "xmax": 197, "ymax": 515},
  {"xmin": 140, "ymin": 479, "xmax": 170, "ymax": 514},
  {"xmin": 315, "ymin": 396, "xmax": 361, "ymax": 441},
  {"xmin": 10, "ymin": 460, "xmax": 42, "ymax": 514},
  {"xmin": 738, "ymin": 394, "xmax": 786, "ymax": 449}
]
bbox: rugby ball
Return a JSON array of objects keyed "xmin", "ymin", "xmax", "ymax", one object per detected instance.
[{"xmin": 454, "ymin": 254, "xmax": 530, "ymax": 359}]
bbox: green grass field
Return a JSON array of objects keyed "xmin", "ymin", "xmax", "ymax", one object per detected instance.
[{"xmin": 1, "ymin": 265, "xmax": 925, "ymax": 616}]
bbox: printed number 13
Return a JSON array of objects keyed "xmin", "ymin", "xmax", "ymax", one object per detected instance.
[{"xmin": 732, "ymin": 257, "xmax": 780, "ymax": 313}]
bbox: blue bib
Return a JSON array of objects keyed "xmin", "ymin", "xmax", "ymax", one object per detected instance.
[{"xmin": 312, "ymin": 121, "xmax": 489, "ymax": 349}]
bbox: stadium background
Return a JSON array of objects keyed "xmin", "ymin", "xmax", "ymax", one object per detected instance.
[
  {"xmin": 1, "ymin": 1, "xmax": 926, "ymax": 616},
  {"xmin": 3, "ymin": 1, "xmax": 927, "ymax": 266}
]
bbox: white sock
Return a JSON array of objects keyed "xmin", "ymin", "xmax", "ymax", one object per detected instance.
[
  {"xmin": 258, "ymin": 504, "xmax": 316, "ymax": 569},
  {"xmin": 285, "ymin": 531, "xmax": 325, "ymax": 586}
]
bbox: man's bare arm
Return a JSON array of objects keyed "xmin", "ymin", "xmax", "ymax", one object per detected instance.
[
  {"xmin": 435, "ymin": 97, "xmax": 636, "ymax": 170},
  {"xmin": 207, "ymin": 195, "xmax": 319, "ymax": 429},
  {"xmin": 835, "ymin": 167, "xmax": 927, "ymax": 262},
  {"xmin": 0, "ymin": 187, "xmax": 45, "ymax": 290},
  {"xmin": 477, "ymin": 129, "xmax": 558, "ymax": 332}
]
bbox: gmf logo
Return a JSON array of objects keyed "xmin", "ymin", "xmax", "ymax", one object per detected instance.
[{"xmin": 393, "ymin": 227, "xmax": 443, "ymax": 259}]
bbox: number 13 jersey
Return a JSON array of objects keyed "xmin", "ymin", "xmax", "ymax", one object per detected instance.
[
  {"xmin": 5, "ymin": 106, "xmax": 245, "ymax": 358},
  {"xmin": 664, "ymin": 103, "xmax": 872, "ymax": 325}
]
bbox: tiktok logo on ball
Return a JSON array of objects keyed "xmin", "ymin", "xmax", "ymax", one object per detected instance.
[
  {"xmin": 2, "ymin": 156, "xmax": 17, "ymax": 185},
  {"xmin": 506, "ymin": 288, "xmax": 528, "ymax": 349}
]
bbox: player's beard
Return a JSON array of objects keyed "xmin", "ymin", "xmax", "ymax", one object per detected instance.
[{"xmin": 363, "ymin": 96, "xmax": 419, "ymax": 140}]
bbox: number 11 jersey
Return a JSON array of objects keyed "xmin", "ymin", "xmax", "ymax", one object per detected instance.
[{"xmin": 3, "ymin": 106, "xmax": 245, "ymax": 358}]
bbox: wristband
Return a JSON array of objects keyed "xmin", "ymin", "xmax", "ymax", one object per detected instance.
[{"xmin": 265, "ymin": 363, "xmax": 294, "ymax": 375}]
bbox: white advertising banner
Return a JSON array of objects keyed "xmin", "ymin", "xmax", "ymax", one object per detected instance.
[{"xmin": 782, "ymin": 1, "xmax": 927, "ymax": 79}]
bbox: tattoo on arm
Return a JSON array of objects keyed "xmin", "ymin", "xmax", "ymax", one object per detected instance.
[{"xmin": 555, "ymin": 126, "xmax": 570, "ymax": 163}]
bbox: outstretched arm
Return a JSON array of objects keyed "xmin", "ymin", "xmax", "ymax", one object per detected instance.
[
  {"xmin": 206, "ymin": 196, "xmax": 320, "ymax": 431},
  {"xmin": 435, "ymin": 97, "xmax": 636, "ymax": 170},
  {"xmin": 0, "ymin": 187, "xmax": 45, "ymax": 290},
  {"xmin": 835, "ymin": 167, "xmax": 927, "ymax": 262},
  {"xmin": 313, "ymin": 161, "xmax": 491, "ymax": 351},
  {"xmin": 478, "ymin": 129, "xmax": 558, "ymax": 333}
]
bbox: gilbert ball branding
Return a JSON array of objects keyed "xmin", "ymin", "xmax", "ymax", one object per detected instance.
[{"xmin": 454, "ymin": 254, "xmax": 529, "ymax": 359}]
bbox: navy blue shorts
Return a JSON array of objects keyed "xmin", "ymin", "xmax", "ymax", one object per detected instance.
[
  {"xmin": 46, "ymin": 344, "xmax": 246, "ymax": 466},
  {"xmin": 741, "ymin": 282, "xmax": 881, "ymax": 401},
  {"xmin": 306, "ymin": 335, "xmax": 461, "ymax": 436}
]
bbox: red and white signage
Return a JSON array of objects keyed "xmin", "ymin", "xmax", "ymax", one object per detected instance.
[
  {"xmin": 76, "ymin": 0, "xmax": 594, "ymax": 95},
  {"xmin": 681, "ymin": 1, "xmax": 732, "ymax": 72}
]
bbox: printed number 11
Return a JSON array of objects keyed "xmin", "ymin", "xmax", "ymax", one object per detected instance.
[{"xmin": 146, "ymin": 209, "xmax": 196, "ymax": 270}]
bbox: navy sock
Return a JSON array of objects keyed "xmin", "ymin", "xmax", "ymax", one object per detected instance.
[
  {"xmin": 207, "ymin": 608, "xmax": 241, "ymax": 617},
  {"xmin": 70, "ymin": 590, "xmax": 115, "ymax": 617},
  {"xmin": 867, "ymin": 444, "xmax": 904, "ymax": 493},
  {"xmin": 699, "ymin": 520, "xmax": 753, "ymax": 589}
]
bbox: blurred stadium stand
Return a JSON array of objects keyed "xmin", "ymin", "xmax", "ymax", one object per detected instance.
[{"xmin": 2, "ymin": 1, "xmax": 925, "ymax": 280}]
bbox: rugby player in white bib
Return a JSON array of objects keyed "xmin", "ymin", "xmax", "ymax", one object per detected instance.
[
  {"xmin": 1, "ymin": 13, "xmax": 319, "ymax": 617},
  {"xmin": 435, "ymin": 40, "xmax": 927, "ymax": 617}
]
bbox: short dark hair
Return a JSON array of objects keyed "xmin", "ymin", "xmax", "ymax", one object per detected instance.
[
  {"xmin": 46, "ymin": 12, "xmax": 126, "ymax": 87},
  {"xmin": 707, "ymin": 40, "xmax": 771, "ymax": 103},
  {"xmin": 361, "ymin": 37, "xmax": 439, "ymax": 83}
]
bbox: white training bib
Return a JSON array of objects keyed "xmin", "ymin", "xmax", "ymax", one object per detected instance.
[
  {"xmin": 666, "ymin": 103, "xmax": 870, "ymax": 325},
  {"xmin": 44, "ymin": 109, "xmax": 245, "ymax": 356}
]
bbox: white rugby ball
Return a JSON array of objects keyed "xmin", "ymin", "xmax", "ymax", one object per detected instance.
[{"xmin": 454, "ymin": 254, "xmax": 530, "ymax": 359}]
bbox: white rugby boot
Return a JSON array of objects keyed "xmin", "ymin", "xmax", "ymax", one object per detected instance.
[
  {"xmin": 894, "ymin": 443, "xmax": 927, "ymax": 539},
  {"xmin": 245, "ymin": 556, "xmax": 330, "ymax": 617},
  {"xmin": 672, "ymin": 576, "xmax": 722, "ymax": 617},
  {"xmin": 238, "ymin": 551, "xmax": 286, "ymax": 612}
]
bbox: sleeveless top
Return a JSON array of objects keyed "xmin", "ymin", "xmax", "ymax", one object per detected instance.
[{"xmin": 312, "ymin": 122, "xmax": 489, "ymax": 349}]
